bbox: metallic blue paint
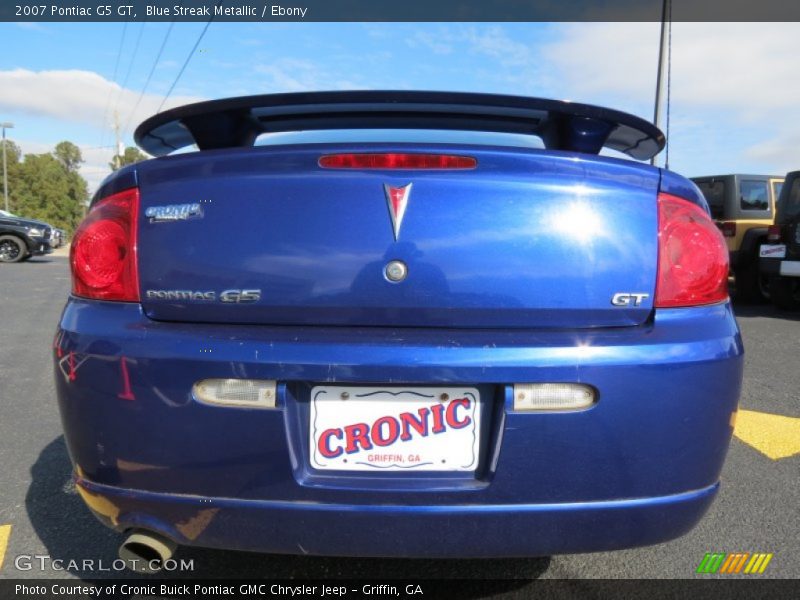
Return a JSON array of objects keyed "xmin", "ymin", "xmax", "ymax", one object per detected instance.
[
  {"xmin": 56, "ymin": 296, "xmax": 742, "ymax": 556},
  {"xmin": 57, "ymin": 140, "xmax": 744, "ymax": 558},
  {"xmin": 78, "ymin": 476, "xmax": 718, "ymax": 557},
  {"xmin": 136, "ymin": 145, "xmax": 659, "ymax": 328},
  {"xmin": 92, "ymin": 165, "xmax": 138, "ymax": 206},
  {"xmin": 659, "ymin": 169, "xmax": 709, "ymax": 212}
]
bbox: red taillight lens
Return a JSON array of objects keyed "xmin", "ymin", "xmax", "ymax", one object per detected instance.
[
  {"xmin": 719, "ymin": 221, "xmax": 737, "ymax": 237},
  {"xmin": 655, "ymin": 193, "xmax": 729, "ymax": 308},
  {"xmin": 319, "ymin": 153, "xmax": 477, "ymax": 169},
  {"xmin": 767, "ymin": 224, "xmax": 782, "ymax": 242},
  {"xmin": 70, "ymin": 187, "xmax": 139, "ymax": 302}
]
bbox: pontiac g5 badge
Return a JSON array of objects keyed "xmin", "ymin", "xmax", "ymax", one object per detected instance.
[{"xmin": 384, "ymin": 183, "xmax": 412, "ymax": 240}]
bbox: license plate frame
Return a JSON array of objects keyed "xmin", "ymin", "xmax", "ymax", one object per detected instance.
[{"xmin": 309, "ymin": 385, "xmax": 481, "ymax": 472}]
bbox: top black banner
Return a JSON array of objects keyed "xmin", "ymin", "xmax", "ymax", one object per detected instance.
[{"xmin": 2, "ymin": 0, "xmax": 799, "ymax": 22}]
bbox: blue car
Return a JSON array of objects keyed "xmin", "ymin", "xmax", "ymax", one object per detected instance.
[{"xmin": 54, "ymin": 91, "xmax": 742, "ymax": 572}]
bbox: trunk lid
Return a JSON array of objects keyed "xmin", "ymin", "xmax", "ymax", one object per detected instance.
[{"xmin": 136, "ymin": 145, "xmax": 659, "ymax": 329}]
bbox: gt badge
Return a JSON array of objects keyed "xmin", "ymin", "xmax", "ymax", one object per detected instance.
[
  {"xmin": 611, "ymin": 293, "xmax": 650, "ymax": 307},
  {"xmin": 384, "ymin": 183, "xmax": 412, "ymax": 240}
]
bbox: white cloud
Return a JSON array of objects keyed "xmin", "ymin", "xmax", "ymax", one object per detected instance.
[
  {"xmin": 237, "ymin": 38, "xmax": 265, "ymax": 47},
  {"xmin": 0, "ymin": 68, "xmax": 207, "ymax": 192},
  {"xmin": 544, "ymin": 23, "xmax": 800, "ymax": 113},
  {"xmin": 541, "ymin": 22, "xmax": 800, "ymax": 173},
  {"xmin": 253, "ymin": 59, "xmax": 363, "ymax": 92},
  {"xmin": 463, "ymin": 26, "xmax": 534, "ymax": 67},
  {"xmin": 745, "ymin": 133, "xmax": 800, "ymax": 175},
  {"xmin": 406, "ymin": 26, "xmax": 534, "ymax": 67},
  {"xmin": 14, "ymin": 22, "xmax": 48, "ymax": 33},
  {"xmin": 0, "ymin": 68, "xmax": 203, "ymax": 138},
  {"xmin": 407, "ymin": 29, "xmax": 454, "ymax": 55}
]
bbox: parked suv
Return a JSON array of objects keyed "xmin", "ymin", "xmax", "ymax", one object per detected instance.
[
  {"xmin": 0, "ymin": 208, "xmax": 53, "ymax": 263},
  {"xmin": 692, "ymin": 174, "xmax": 784, "ymax": 302},
  {"xmin": 760, "ymin": 170, "xmax": 800, "ymax": 310}
]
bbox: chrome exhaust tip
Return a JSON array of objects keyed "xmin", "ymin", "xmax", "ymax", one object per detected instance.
[{"xmin": 118, "ymin": 530, "xmax": 177, "ymax": 574}]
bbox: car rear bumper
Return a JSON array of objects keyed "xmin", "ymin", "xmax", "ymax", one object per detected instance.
[
  {"xmin": 76, "ymin": 476, "xmax": 718, "ymax": 557},
  {"xmin": 55, "ymin": 299, "xmax": 743, "ymax": 557},
  {"xmin": 761, "ymin": 257, "xmax": 800, "ymax": 277},
  {"xmin": 26, "ymin": 238, "xmax": 52, "ymax": 255}
]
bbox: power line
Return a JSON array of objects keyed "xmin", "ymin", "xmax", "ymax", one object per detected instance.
[
  {"xmin": 157, "ymin": 2, "xmax": 221, "ymax": 113},
  {"xmin": 116, "ymin": 20, "xmax": 147, "ymax": 97},
  {"xmin": 112, "ymin": 20, "xmax": 147, "ymax": 127},
  {"xmin": 122, "ymin": 21, "xmax": 175, "ymax": 138},
  {"xmin": 99, "ymin": 22, "xmax": 128, "ymax": 147}
]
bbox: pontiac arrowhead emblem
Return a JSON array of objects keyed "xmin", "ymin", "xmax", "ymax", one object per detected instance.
[{"xmin": 384, "ymin": 183, "xmax": 412, "ymax": 241}]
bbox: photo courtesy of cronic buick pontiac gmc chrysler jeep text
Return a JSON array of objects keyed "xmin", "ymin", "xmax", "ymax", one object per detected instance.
[{"xmin": 53, "ymin": 91, "xmax": 743, "ymax": 572}]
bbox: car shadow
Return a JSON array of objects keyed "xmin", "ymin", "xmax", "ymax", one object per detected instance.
[
  {"xmin": 21, "ymin": 257, "xmax": 60, "ymax": 264},
  {"xmin": 730, "ymin": 298, "xmax": 800, "ymax": 321},
  {"xmin": 25, "ymin": 437, "xmax": 122, "ymax": 579},
  {"xmin": 27, "ymin": 436, "xmax": 549, "ymax": 591}
]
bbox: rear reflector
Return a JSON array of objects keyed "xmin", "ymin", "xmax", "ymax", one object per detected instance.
[
  {"xmin": 767, "ymin": 224, "xmax": 782, "ymax": 242},
  {"xmin": 319, "ymin": 153, "xmax": 477, "ymax": 169},
  {"xmin": 193, "ymin": 379, "xmax": 277, "ymax": 408},
  {"xmin": 71, "ymin": 187, "xmax": 139, "ymax": 302},
  {"xmin": 513, "ymin": 383, "xmax": 596, "ymax": 411},
  {"xmin": 656, "ymin": 193, "xmax": 729, "ymax": 308}
]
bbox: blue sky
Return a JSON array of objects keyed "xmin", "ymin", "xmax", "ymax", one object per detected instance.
[{"xmin": 1, "ymin": 21, "xmax": 798, "ymax": 191}]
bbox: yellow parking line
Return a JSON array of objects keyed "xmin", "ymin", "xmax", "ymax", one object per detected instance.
[
  {"xmin": 0, "ymin": 524, "xmax": 11, "ymax": 571},
  {"xmin": 733, "ymin": 409, "xmax": 800, "ymax": 460}
]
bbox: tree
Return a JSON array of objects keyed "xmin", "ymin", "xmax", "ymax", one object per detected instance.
[
  {"xmin": 4, "ymin": 139, "xmax": 88, "ymax": 234},
  {"xmin": 110, "ymin": 146, "xmax": 148, "ymax": 171},
  {"xmin": 54, "ymin": 141, "xmax": 83, "ymax": 173},
  {"xmin": 2, "ymin": 139, "xmax": 21, "ymax": 166}
]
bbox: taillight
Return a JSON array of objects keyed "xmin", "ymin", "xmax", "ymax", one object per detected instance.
[
  {"xmin": 655, "ymin": 193, "xmax": 729, "ymax": 308},
  {"xmin": 767, "ymin": 224, "xmax": 782, "ymax": 242},
  {"xmin": 70, "ymin": 187, "xmax": 139, "ymax": 302},
  {"xmin": 319, "ymin": 153, "xmax": 477, "ymax": 169},
  {"xmin": 719, "ymin": 221, "xmax": 737, "ymax": 237}
]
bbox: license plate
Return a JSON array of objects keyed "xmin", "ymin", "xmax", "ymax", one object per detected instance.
[
  {"xmin": 309, "ymin": 386, "xmax": 481, "ymax": 472},
  {"xmin": 760, "ymin": 244, "xmax": 786, "ymax": 258}
]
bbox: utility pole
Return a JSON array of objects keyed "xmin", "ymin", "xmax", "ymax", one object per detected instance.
[
  {"xmin": 1, "ymin": 122, "xmax": 14, "ymax": 213},
  {"xmin": 113, "ymin": 110, "xmax": 123, "ymax": 170},
  {"xmin": 652, "ymin": 0, "xmax": 671, "ymax": 168}
]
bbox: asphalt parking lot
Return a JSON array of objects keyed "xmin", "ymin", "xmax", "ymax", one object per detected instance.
[{"xmin": 0, "ymin": 254, "xmax": 797, "ymax": 584}]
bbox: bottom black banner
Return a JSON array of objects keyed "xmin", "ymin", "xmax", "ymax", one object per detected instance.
[{"xmin": 0, "ymin": 579, "xmax": 796, "ymax": 600}]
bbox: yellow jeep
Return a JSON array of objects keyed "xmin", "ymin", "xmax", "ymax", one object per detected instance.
[{"xmin": 692, "ymin": 174, "xmax": 784, "ymax": 302}]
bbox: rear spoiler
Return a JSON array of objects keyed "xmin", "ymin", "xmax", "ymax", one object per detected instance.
[{"xmin": 134, "ymin": 91, "xmax": 665, "ymax": 160}]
